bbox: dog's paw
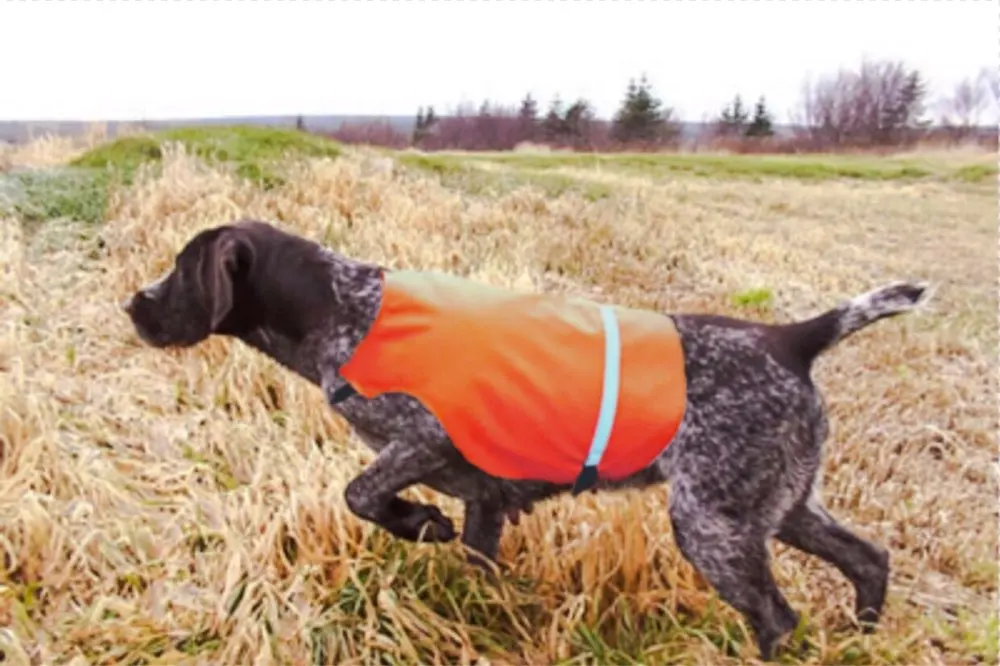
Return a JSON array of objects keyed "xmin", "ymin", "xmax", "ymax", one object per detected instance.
[{"xmin": 390, "ymin": 502, "xmax": 457, "ymax": 543}]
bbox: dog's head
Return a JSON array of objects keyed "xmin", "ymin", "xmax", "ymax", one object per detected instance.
[
  {"xmin": 122, "ymin": 224, "xmax": 258, "ymax": 348},
  {"xmin": 123, "ymin": 220, "xmax": 377, "ymax": 350}
]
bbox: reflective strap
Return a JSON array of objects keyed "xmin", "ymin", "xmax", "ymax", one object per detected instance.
[{"xmin": 572, "ymin": 305, "xmax": 622, "ymax": 495}]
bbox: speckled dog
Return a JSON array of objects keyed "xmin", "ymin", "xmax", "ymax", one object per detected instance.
[{"xmin": 122, "ymin": 219, "xmax": 930, "ymax": 661}]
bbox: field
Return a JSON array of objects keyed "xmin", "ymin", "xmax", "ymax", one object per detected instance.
[{"xmin": 0, "ymin": 127, "xmax": 996, "ymax": 665}]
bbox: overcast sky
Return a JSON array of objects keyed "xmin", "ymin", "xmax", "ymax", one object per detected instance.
[{"xmin": 1, "ymin": 1, "xmax": 996, "ymax": 124}]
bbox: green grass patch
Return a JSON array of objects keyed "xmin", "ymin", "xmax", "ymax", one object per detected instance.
[
  {"xmin": 69, "ymin": 135, "xmax": 165, "ymax": 175},
  {"xmin": 0, "ymin": 167, "xmax": 111, "ymax": 227},
  {"xmin": 731, "ymin": 287, "xmax": 775, "ymax": 309},
  {"xmin": 71, "ymin": 124, "xmax": 342, "ymax": 190},
  {"xmin": 396, "ymin": 153, "xmax": 470, "ymax": 176},
  {"xmin": 420, "ymin": 151, "xmax": 948, "ymax": 182},
  {"xmin": 398, "ymin": 152, "xmax": 612, "ymax": 201},
  {"xmin": 951, "ymin": 163, "xmax": 997, "ymax": 183},
  {"xmin": 305, "ymin": 544, "xmax": 543, "ymax": 664}
]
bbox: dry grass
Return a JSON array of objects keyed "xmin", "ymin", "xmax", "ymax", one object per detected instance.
[
  {"xmin": 0, "ymin": 137, "xmax": 996, "ymax": 665},
  {"xmin": 0, "ymin": 126, "xmax": 114, "ymax": 171}
]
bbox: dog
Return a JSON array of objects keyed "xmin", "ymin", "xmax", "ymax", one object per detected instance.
[{"xmin": 122, "ymin": 218, "xmax": 930, "ymax": 660}]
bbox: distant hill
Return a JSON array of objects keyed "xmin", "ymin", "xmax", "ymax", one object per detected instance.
[{"xmin": 0, "ymin": 114, "xmax": 803, "ymax": 145}]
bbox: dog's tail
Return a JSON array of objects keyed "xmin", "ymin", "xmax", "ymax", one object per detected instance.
[{"xmin": 778, "ymin": 280, "xmax": 932, "ymax": 369}]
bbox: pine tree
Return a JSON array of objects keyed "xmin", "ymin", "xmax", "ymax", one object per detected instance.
[
  {"xmin": 518, "ymin": 93, "xmax": 538, "ymax": 124},
  {"xmin": 610, "ymin": 74, "xmax": 677, "ymax": 145},
  {"xmin": 412, "ymin": 105, "xmax": 438, "ymax": 145},
  {"xmin": 897, "ymin": 70, "xmax": 928, "ymax": 130},
  {"xmin": 717, "ymin": 95, "xmax": 749, "ymax": 137},
  {"xmin": 541, "ymin": 96, "xmax": 567, "ymax": 142},
  {"xmin": 412, "ymin": 107, "xmax": 426, "ymax": 145},
  {"xmin": 517, "ymin": 93, "xmax": 539, "ymax": 142},
  {"xmin": 476, "ymin": 100, "xmax": 497, "ymax": 150},
  {"xmin": 563, "ymin": 98, "xmax": 595, "ymax": 146},
  {"xmin": 744, "ymin": 96, "xmax": 775, "ymax": 138},
  {"xmin": 878, "ymin": 68, "xmax": 928, "ymax": 145}
]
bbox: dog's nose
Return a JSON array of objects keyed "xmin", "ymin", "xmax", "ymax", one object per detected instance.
[{"xmin": 120, "ymin": 294, "xmax": 135, "ymax": 313}]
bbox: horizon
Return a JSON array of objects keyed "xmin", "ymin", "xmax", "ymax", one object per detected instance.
[{"xmin": 2, "ymin": 2, "xmax": 997, "ymax": 126}]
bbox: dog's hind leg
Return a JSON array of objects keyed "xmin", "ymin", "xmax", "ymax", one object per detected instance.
[
  {"xmin": 460, "ymin": 500, "xmax": 506, "ymax": 571},
  {"xmin": 776, "ymin": 496, "xmax": 890, "ymax": 631},
  {"xmin": 669, "ymin": 490, "xmax": 800, "ymax": 661},
  {"xmin": 343, "ymin": 439, "xmax": 457, "ymax": 543}
]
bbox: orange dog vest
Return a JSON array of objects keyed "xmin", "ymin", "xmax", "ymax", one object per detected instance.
[{"xmin": 337, "ymin": 270, "xmax": 687, "ymax": 492}]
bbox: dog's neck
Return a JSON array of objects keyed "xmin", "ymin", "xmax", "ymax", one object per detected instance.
[
  {"xmin": 320, "ymin": 254, "xmax": 386, "ymax": 369},
  {"xmin": 233, "ymin": 247, "xmax": 385, "ymax": 386}
]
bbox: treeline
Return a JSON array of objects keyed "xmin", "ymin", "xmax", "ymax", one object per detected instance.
[{"xmin": 323, "ymin": 59, "xmax": 998, "ymax": 154}]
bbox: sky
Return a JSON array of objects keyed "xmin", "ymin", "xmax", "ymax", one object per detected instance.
[{"xmin": 1, "ymin": 1, "xmax": 997, "ymax": 125}]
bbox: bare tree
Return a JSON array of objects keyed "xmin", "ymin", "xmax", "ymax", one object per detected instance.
[
  {"xmin": 941, "ymin": 77, "xmax": 988, "ymax": 133},
  {"xmin": 978, "ymin": 66, "xmax": 1000, "ymax": 112},
  {"xmin": 796, "ymin": 58, "xmax": 928, "ymax": 149}
]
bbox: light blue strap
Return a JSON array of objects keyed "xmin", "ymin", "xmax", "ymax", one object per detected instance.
[{"xmin": 583, "ymin": 305, "xmax": 622, "ymax": 468}]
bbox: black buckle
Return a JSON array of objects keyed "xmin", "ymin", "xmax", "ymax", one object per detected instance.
[
  {"xmin": 571, "ymin": 464, "xmax": 599, "ymax": 496},
  {"xmin": 329, "ymin": 383, "xmax": 358, "ymax": 404}
]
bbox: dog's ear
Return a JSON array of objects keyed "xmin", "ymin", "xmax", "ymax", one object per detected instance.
[{"xmin": 193, "ymin": 228, "xmax": 255, "ymax": 330}]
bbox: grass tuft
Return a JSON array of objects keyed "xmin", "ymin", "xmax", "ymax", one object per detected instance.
[{"xmin": 731, "ymin": 287, "xmax": 775, "ymax": 309}]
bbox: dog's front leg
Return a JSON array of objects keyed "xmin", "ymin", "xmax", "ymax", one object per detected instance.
[{"xmin": 343, "ymin": 440, "xmax": 457, "ymax": 543}]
